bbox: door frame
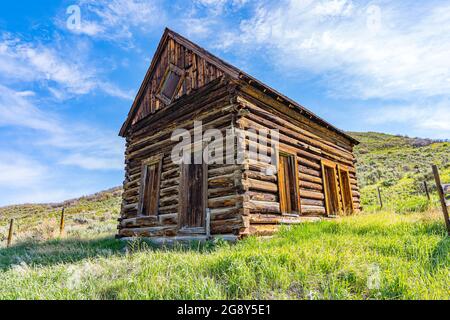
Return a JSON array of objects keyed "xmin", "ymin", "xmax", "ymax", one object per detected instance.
[
  {"xmin": 137, "ymin": 154, "xmax": 163, "ymax": 217},
  {"xmin": 277, "ymin": 150, "xmax": 301, "ymax": 215},
  {"xmin": 337, "ymin": 165, "xmax": 354, "ymax": 215},
  {"xmin": 321, "ymin": 159, "xmax": 343, "ymax": 216},
  {"xmin": 178, "ymin": 161, "xmax": 208, "ymax": 234}
]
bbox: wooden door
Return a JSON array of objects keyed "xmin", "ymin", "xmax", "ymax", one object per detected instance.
[{"xmin": 180, "ymin": 162, "xmax": 207, "ymax": 232}]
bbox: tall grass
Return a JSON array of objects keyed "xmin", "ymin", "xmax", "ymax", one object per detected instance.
[{"xmin": 0, "ymin": 211, "xmax": 448, "ymax": 300}]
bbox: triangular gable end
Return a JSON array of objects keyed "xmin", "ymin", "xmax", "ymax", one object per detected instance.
[
  {"xmin": 119, "ymin": 28, "xmax": 358, "ymax": 145},
  {"xmin": 119, "ymin": 28, "xmax": 239, "ymax": 136}
]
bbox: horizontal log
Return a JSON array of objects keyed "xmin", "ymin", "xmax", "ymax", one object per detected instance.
[
  {"xmin": 300, "ymin": 188, "xmax": 325, "ymax": 200},
  {"xmin": 211, "ymin": 217, "xmax": 244, "ymax": 235},
  {"xmin": 250, "ymin": 214, "xmax": 323, "ymax": 225},
  {"xmin": 160, "ymin": 186, "xmax": 178, "ymax": 198},
  {"xmin": 208, "ymin": 195, "xmax": 238, "ymax": 209},
  {"xmin": 159, "ymin": 195, "xmax": 178, "ymax": 207},
  {"xmin": 299, "ymin": 180, "xmax": 323, "ymax": 191},
  {"xmin": 245, "ymin": 200, "xmax": 281, "ymax": 214},
  {"xmin": 209, "ymin": 186, "xmax": 237, "ymax": 198},
  {"xmin": 301, "ymin": 198, "xmax": 324, "ymax": 206},
  {"xmin": 159, "ymin": 213, "xmax": 178, "ymax": 225},
  {"xmin": 246, "ymin": 191, "xmax": 278, "ymax": 202},
  {"xmin": 118, "ymin": 226, "xmax": 178, "ymax": 238},
  {"xmin": 208, "ymin": 173, "xmax": 235, "ymax": 188},
  {"xmin": 210, "ymin": 207, "xmax": 240, "ymax": 220},
  {"xmin": 245, "ymin": 178, "xmax": 278, "ymax": 193},
  {"xmin": 161, "ymin": 168, "xmax": 179, "ymax": 180},
  {"xmin": 245, "ymin": 170, "xmax": 277, "ymax": 183},
  {"xmin": 120, "ymin": 215, "xmax": 159, "ymax": 228},
  {"xmin": 301, "ymin": 205, "xmax": 326, "ymax": 215},
  {"xmin": 159, "ymin": 204, "xmax": 178, "ymax": 214},
  {"xmin": 208, "ymin": 165, "xmax": 240, "ymax": 178},
  {"xmin": 299, "ymin": 173, "xmax": 322, "ymax": 184},
  {"xmin": 161, "ymin": 177, "xmax": 179, "ymax": 189},
  {"xmin": 249, "ymin": 224, "xmax": 280, "ymax": 236}
]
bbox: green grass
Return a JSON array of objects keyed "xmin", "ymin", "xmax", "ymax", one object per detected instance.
[{"xmin": 0, "ymin": 211, "xmax": 448, "ymax": 300}]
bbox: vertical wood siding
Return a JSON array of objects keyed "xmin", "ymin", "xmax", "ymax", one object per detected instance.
[{"xmin": 132, "ymin": 38, "xmax": 224, "ymax": 126}]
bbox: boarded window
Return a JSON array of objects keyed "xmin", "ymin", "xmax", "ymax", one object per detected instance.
[
  {"xmin": 339, "ymin": 168, "xmax": 354, "ymax": 215},
  {"xmin": 180, "ymin": 158, "xmax": 207, "ymax": 232},
  {"xmin": 278, "ymin": 153, "xmax": 301, "ymax": 214},
  {"xmin": 138, "ymin": 157, "xmax": 163, "ymax": 216},
  {"xmin": 322, "ymin": 160, "xmax": 341, "ymax": 215},
  {"xmin": 160, "ymin": 71, "xmax": 181, "ymax": 101}
]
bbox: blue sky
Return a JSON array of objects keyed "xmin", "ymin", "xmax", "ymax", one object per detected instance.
[{"xmin": 0, "ymin": 0, "xmax": 449, "ymax": 205}]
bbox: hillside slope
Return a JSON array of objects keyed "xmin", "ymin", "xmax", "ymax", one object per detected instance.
[
  {"xmin": 350, "ymin": 132, "xmax": 450, "ymax": 212},
  {"xmin": 0, "ymin": 188, "xmax": 121, "ymax": 246}
]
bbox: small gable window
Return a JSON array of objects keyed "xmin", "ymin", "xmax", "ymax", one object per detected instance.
[{"xmin": 157, "ymin": 64, "xmax": 183, "ymax": 104}]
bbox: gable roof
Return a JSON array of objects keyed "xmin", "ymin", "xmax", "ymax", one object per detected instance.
[{"xmin": 119, "ymin": 28, "xmax": 358, "ymax": 145}]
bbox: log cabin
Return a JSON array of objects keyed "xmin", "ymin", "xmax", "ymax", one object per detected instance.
[{"xmin": 117, "ymin": 28, "xmax": 360, "ymax": 242}]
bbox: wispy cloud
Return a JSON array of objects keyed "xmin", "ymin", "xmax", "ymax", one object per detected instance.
[
  {"xmin": 0, "ymin": 85, "xmax": 124, "ymax": 171},
  {"xmin": 65, "ymin": 0, "xmax": 166, "ymax": 44},
  {"xmin": 0, "ymin": 33, "xmax": 133, "ymax": 100},
  {"xmin": 365, "ymin": 99, "xmax": 450, "ymax": 138},
  {"xmin": 0, "ymin": 85, "xmax": 62, "ymax": 134},
  {"xmin": 0, "ymin": 152, "xmax": 48, "ymax": 188},
  {"xmin": 211, "ymin": 0, "xmax": 450, "ymax": 101}
]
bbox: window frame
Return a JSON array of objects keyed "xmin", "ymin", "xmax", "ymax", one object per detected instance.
[
  {"xmin": 277, "ymin": 151, "xmax": 301, "ymax": 215},
  {"xmin": 338, "ymin": 165, "xmax": 354, "ymax": 215},
  {"xmin": 321, "ymin": 159, "xmax": 343, "ymax": 216},
  {"xmin": 138, "ymin": 154, "xmax": 163, "ymax": 217},
  {"xmin": 156, "ymin": 63, "xmax": 184, "ymax": 105}
]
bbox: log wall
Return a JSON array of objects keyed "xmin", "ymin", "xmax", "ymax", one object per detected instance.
[
  {"xmin": 235, "ymin": 85, "xmax": 360, "ymax": 236},
  {"xmin": 118, "ymin": 78, "xmax": 361, "ymax": 240},
  {"xmin": 118, "ymin": 80, "xmax": 246, "ymax": 238}
]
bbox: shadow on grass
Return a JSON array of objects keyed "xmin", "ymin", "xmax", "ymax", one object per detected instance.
[
  {"xmin": 0, "ymin": 237, "xmax": 126, "ymax": 271},
  {"xmin": 0, "ymin": 236, "xmax": 224, "ymax": 271},
  {"xmin": 428, "ymin": 236, "xmax": 450, "ymax": 271}
]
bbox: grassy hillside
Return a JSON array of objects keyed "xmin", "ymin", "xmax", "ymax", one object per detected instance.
[
  {"xmin": 350, "ymin": 132, "xmax": 450, "ymax": 213},
  {"xmin": 0, "ymin": 132, "xmax": 449, "ymax": 300},
  {"xmin": 0, "ymin": 188, "xmax": 121, "ymax": 246}
]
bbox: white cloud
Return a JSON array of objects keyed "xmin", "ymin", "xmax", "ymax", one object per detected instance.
[
  {"xmin": 365, "ymin": 100, "xmax": 450, "ymax": 138},
  {"xmin": 60, "ymin": 154, "xmax": 123, "ymax": 170},
  {"xmin": 0, "ymin": 34, "xmax": 133, "ymax": 100},
  {"xmin": 66, "ymin": 0, "xmax": 166, "ymax": 43},
  {"xmin": 0, "ymin": 85, "xmax": 124, "ymax": 171},
  {"xmin": 214, "ymin": 0, "xmax": 450, "ymax": 100},
  {"xmin": 194, "ymin": 0, "xmax": 249, "ymax": 13},
  {"xmin": 0, "ymin": 84, "xmax": 124, "ymax": 204},
  {"xmin": 0, "ymin": 85, "xmax": 62, "ymax": 134},
  {"xmin": 0, "ymin": 152, "xmax": 48, "ymax": 188}
]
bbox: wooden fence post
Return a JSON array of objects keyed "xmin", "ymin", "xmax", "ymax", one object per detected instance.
[
  {"xmin": 59, "ymin": 207, "xmax": 65, "ymax": 236},
  {"xmin": 7, "ymin": 219, "xmax": 14, "ymax": 248},
  {"xmin": 377, "ymin": 187, "xmax": 383, "ymax": 209},
  {"xmin": 432, "ymin": 165, "xmax": 450, "ymax": 236},
  {"xmin": 424, "ymin": 181, "xmax": 431, "ymax": 201}
]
